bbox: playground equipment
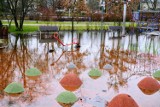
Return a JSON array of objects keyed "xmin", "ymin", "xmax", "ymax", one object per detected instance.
[
  {"xmin": 145, "ymin": 31, "xmax": 160, "ymax": 36},
  {"xmin": 0, "ymin": 26, "xmax": 8, "ymax": 39},
  {"xmin": 133, "ymin": 10, "xmax": 160, "ymax": 32},
  {"xmin": 108, "ymin": 26, "xmax": 123, "ymax": 38},
  {"xmin": 53, "ymin": 32, "xmax": 79, "ymax": 47},
  {"xmin": 39, "ymin": 26, "xmax": 80, "ymax": 52},
  {"xmin": 0, "ymin": 26, "xmax": 8, "ymax": 48},
  {"xmin": 39, "ymin": 26, "xmax": 79, "ymax": 46},
  {"xmin": 0, "ymin": 39, "xmax": 8, "ymax": 48},
  {"xmin": 39, "ymin": 26, "xmax": 59, "ymax": 43}
]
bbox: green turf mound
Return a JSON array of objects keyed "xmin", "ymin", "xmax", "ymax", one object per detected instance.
[
  {"xmin": 88, "ymin": 68, "xmax": 102, "ymax": 77},
  {"xmin": 4, "ymin": 82, "xmax": 24, "ymax": 94},
  {"xmin": 56, "ymin": 91, "xmax": 78, "ymax": 104},
  {"xmin": 25, "ymin": 68, "xmax": 42, "ymax": 76}
]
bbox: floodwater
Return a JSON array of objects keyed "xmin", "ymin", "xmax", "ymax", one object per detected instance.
[{"xmin": 0, "ymin": 31, "xmax": 160, "ymax": 107}]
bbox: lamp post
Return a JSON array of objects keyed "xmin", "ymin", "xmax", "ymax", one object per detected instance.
[
  {"xmin": 69, "ymin": 9, "xmax": 71, "ymax": 18},
  {"xmin": 71, "ymin": 0, "xmax": 76, "ymax": 32},
  {"xmin": 100, "ymin": 0, "xmax": 105, "ymax": 31},
  {"xmin": 122, "ymin": 0, "xmax": 127, "ymax": 36}
]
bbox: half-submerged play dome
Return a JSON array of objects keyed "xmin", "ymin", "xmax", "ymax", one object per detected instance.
[
  {"xmin": 153, "ymin": 70, "xmax": 160, "ymax": 81},
  {"xmin": 60, "ymin": 73, "xmax": 82, "ymax": 91},
  {"xmin": 25, "ymin": 68, "xmax": 42, "ymax": 80},
  {"xmin": 88, "ymin": 68, "xmax": 102, "ymax": 79},
  {"xmin": 138, "ymin": 77, "xmax": 160, "ymax": 95},
  {"xmin": 108, "ymin": 94, "xmax": 139, "ymax": 107},
  {"xmin": 56, "ymin": 91, "xmax": 78, "ymax": 107},
  {"xmin": 4, "ymin": 82, "xmax": 24, "ymax": 97}
]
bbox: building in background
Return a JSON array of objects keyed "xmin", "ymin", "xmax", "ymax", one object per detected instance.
[{"xmin": 140, "ymin": 0, "xmax": 160, "ymax": 11}]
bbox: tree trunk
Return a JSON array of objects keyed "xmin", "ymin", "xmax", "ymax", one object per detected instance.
[
  {"xmin": 13, "ymin": 16, "xmax": 20, "ymax": 30},
  {"xmin": 72, "ymin": 16, "xmax": 74, "ymax": 32},
  {"xmin": 20, "ymin": 16, "xmax": 25, "ymax": 30}
]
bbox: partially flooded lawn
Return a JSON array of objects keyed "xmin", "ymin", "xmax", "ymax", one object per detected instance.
[{"xmin": 0, "ymin": 31, "xmax": 160, "ymax": 107}]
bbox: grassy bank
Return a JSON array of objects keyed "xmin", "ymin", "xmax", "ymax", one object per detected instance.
[
  {"xmin": 2, "ymin": 20, "xmax": 136, "ymax": 33},
  {"xmin": 9, "ymin": 26, "xmax": 39, "ymax": 33}
]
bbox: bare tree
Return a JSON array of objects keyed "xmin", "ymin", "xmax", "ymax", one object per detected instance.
[
  {"xmin": 49, "ymin": 0, "xmax": 70, "ymax": 20},
  {"xmin": 6, "ymin": 0, "xmax": 38, "ymax": 31},
  {"xmin": 0, "ymin": 0, "xmax": 13, "ymax": 27},
  {"xmin": 129, "ymin": 0, "xmax": 140, "ymax": 11},
  {"xmin": 105, "ymin": 0, "xmax": 124, "ymax": 24},
  {"xmin": 74, "ymin": 0, "xmax": 89, "ymax": 21},
  {"xmin": 87, "ymin": 0, "xmax": 99, "ymax": 20}
]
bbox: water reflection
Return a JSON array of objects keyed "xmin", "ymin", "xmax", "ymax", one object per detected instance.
[{"xmin": 0, "ymin": 31, "xmax": 160, "ymax": 107}]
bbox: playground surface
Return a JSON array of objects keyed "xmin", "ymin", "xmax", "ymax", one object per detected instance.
[{"xmin": 0, "ymin": 31, "xmax": 160, "ymax": 107}]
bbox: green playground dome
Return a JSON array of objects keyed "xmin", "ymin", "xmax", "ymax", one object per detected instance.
[
  {"xmin": 4, "ymin": 82, "xmax": 24, "ymax": 94},
  {"xmin": 56, "ymin": 91, "xmax": 78, "ymax": 104},
  {"xmin": 153, "ymin": 70, "xmax": 160, "ymax": 79},
  {"xmin": 25, "ymin": 68, "xmax": 42, "ymax": 76},
  {"xmin": 88, "ymin": 68, "xmax": 102, "ymax": 77}
]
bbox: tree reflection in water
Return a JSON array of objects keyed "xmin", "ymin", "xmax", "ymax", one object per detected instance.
[
  {"xmin": 99, "ymin": 32, "xmax": 160, "ymax": 92},
  {"xmin": 0, "ymin": 34, "xmax": 54, "ymax": 105},
  {"xmin": 0, "ymin": 31, "xmax": 160, "ymax": 106}
]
